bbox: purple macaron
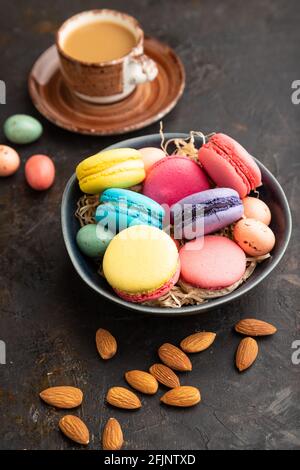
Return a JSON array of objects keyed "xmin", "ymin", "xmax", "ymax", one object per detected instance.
[{"xmin": 171, "ymin": 188, "xmax": 243, "ymax": 240}]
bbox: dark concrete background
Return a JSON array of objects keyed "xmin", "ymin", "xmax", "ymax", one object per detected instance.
[{"xmin": 0, "ymin": 0, "xmax": 299, "ymax": 450}]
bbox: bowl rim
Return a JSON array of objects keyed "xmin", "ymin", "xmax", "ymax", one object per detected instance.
[{"xmin": 61, "ymin": 133, "xmax": 292, "ymax": 316}]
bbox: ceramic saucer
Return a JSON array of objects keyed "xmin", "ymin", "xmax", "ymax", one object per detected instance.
[{"xmin": 28, "ymin": 38, "xmax": 185, "ymax": 135}]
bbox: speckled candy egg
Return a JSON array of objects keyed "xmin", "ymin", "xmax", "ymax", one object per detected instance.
[
  {"xmin": 233, "ymin": 218, "xmax": 275, "ymax": 256},
  {"xmin": 4, "ymin": 114, "xmax": 43, "ymax": 144},
  {"xmin": 76, "ymin": 224, "xmax": 114, "ymax": 257},
  {"xmin": 139, "ymin": 147, "xmax": 165, "ymax": 174},
  {"xmin": 242, "ymin": 197, "xmax": 271, "ymax": 225},
  {"xmin": 25, "ymin": 154, "xmax": 55, "ymax": 190},
  {"xmin": 0, "ymin": 145, "xmax": 20, "ymax": 176}
]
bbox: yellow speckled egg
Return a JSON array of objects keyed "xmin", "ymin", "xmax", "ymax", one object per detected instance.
[
  {"xmin": 0, "ymin": 145, "xmax": 20, "ymax": 176},
  {"xmin": 242, "ymin": 197, "xmax": 271, "ymax": 225},
  {"xmin": 233, "ymin": 218, "xmax": 275, "ymax": 256}
]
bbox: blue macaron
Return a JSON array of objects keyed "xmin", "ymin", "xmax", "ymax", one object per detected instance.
[{"xmin": 95, "ymin": 188, "xmax": 165, "ymax": 232}]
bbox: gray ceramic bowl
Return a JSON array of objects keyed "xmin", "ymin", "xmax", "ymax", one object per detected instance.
[{"xmin": 61, "ymin": 133, "xmax": 292, "ymax": 316}]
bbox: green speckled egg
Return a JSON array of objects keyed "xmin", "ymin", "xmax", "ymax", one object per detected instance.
[
  {"xmin": 76, "ymin": 224, "xmax": 114, "ymax": 257},
  {"xmin": 4, "ymin": 114, "xmax": 43, "ymax": 144}
]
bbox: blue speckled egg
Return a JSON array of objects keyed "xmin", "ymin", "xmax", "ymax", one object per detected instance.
[
  {"xmin": 4, "ymin": 114, "xmax": 43, "ymax": 144},
  {"xmin": 76, "ymin": 224, "xmax": 114, "ymax": 257}
]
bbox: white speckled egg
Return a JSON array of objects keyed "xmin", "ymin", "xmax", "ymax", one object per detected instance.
[
  {"xmin": 139, "ymin": 147, "xmax": 165, "ymax": 174},
  {"xmin": 0, "ymin": 145, "xmax": 20, "ymax": 176}
]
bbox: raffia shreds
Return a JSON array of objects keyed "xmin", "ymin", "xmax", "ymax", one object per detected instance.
[
  {"xmin": 74, "ymin": 128, "xmax": 271, "ymax": 308},
  {"xmin": 160, "ymin": 121, "xmax": 215, "ymax": 161},
  {"xmin": 75, "ymin": 194, "xmax": 99, "ymax": 227}
]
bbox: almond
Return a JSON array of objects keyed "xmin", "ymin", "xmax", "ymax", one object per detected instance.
[
  {"xmin": 149, "ymin": 364, "xmax": 180, "ymax": 389},
  {"xmin": 106, "ymin": 386, "xmax": 141, "ymax": 410},
  {"xmin": 125, "ymin": 370, "xmax": 158, "ymax": 395},
  {"xmin": 59, "ymin": 415, "xmax": 89, "ymax": 445},
  {"xmin": 161, "ymin": 386, "xmax": 201, "ymax": 407},
  {"xmin": 102, "ymin": 418, "xmax": 123, "ymax": 450},
  {"xmin": 158, "ymin": 343, "xmax": 192, "ymax": 371},
  {"xmin": 39, "ymin": 386, "xmax": 83, "ymax": 409},
  {"xmin": 236, "ymin": 337, "xmax": 258, "ymax": 371},
  {"xmin": 180, "ymin": 332, "xmax": 216, "ymax": 353},
  {"xmin": 235, "ymin": 318, "xmax": 277, "ymax": 336},
  {"xmin": 96, "ymin": 328, "xmax": 117, "ymax": 360}
]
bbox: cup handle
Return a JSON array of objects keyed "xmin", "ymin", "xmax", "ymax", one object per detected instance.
[{"xmin": 128, "ymin": 54, "xmax": 158, "ymax": 85}]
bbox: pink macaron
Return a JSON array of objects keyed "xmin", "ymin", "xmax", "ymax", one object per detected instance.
[
  {"xmin": 198, "ymin": 133, "xmax": 262, "ymax": 198},
  {"xmin": 143, "ymin": 156, "xmax": 211, "ymax": 207},
  {"xmin": 179, "ymin": 235, "xmax": 246, "ymax": 289}
]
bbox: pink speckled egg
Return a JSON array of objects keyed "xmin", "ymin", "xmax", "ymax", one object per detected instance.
[
  {"xmin": 25, "ymin": 154, "xmax": 55, "ymax": 191},
  {"xmin": 233, "ymin": 218, "xmax": 275, "ymax": 256},
  {"xmin": 139, "ymin": 147, "xmax": 165, "ymax": 174},
  {"xmin": 0, "ymin": 145, "xmax": 20, "ymax": 176},
  {"xmin": 242, "ymin": 197, "xmax": 271, "ymax": 225}
]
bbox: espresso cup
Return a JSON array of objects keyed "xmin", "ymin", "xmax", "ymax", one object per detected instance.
[{"xmin": 56, "ymin": 9, "xmax": 158, "ymax": 104}]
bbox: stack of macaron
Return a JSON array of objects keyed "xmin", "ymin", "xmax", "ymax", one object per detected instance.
[{"xmin": 75, "ymin": 133, "xmax": 276, "ymax": 304}]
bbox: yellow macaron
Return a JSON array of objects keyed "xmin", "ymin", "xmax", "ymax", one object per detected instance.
[
  {"xmin": 103, "ymin": 225, "xmax": 180, "ymax": 303},
  {"xmin": 76, "ymin": 148, "xmax": 145, "ymax": 194}
]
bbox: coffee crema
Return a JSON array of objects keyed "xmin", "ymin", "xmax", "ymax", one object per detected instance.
[{"xmin": 62, "ymin": 21, "xmax": 137, "ymax": 62}]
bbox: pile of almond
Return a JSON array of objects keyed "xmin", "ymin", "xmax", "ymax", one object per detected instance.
[{"xmin": 39, "ymin": 319, "xmax": 276, "ymax": 449}]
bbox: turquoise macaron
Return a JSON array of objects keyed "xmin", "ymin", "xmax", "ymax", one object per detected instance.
[{"xmin": 95, "ymin": 188, "xmax": 165, "ymax": 232}]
